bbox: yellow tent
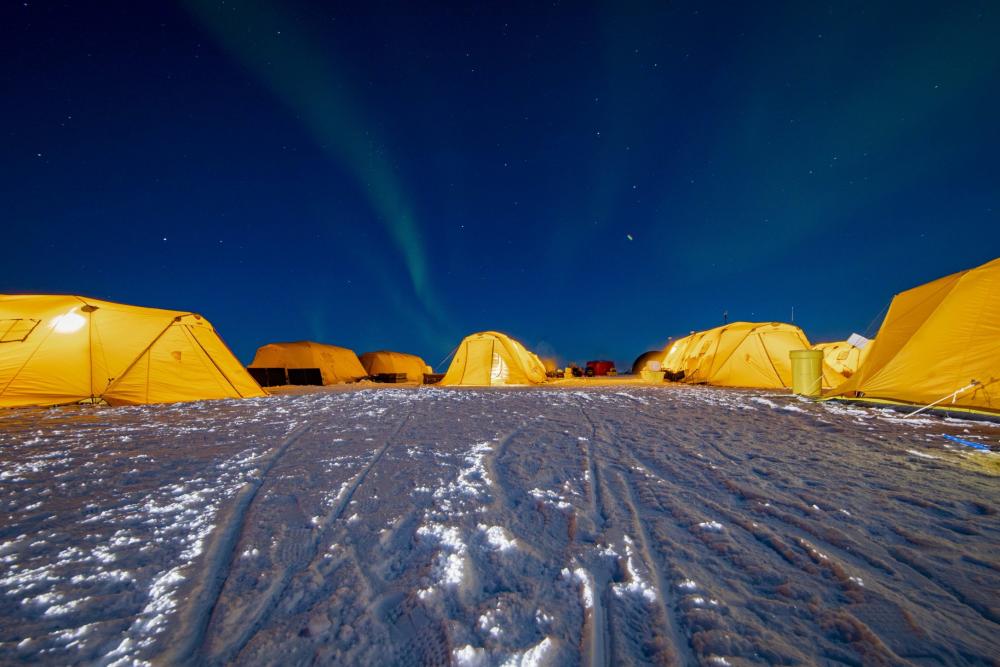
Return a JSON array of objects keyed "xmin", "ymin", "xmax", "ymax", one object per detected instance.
[
  {"xmin": 249, "ymin": 341, "xmax": 367, "ymax": 385},
  {"xmin": 440, "ymin": 331, "xmax": 547, "ymax": 386},
  {"xmin": 359, "ymin": 350, "xmax": 428, "ymax": 382},
  {"xmin": 813, "ymin": 340, "xmax": 872, "ymax": 388},
  {"xmin": 828, "ymin": 257, "xmax": 1000, "ymax": 414},
  {"xmin": 0, "ymin": 294, "xmax": 265, "ymax": 407},
  {"xmin": 673, "ymin": 322, "xmax": 812, "ymax": 388},
  {"xmin": 662, "ymin": 334, "xmax": 696, "ymax": 376},
  {"xmin": 631, "ymin": 350, "xmax": 665, "ymax": 374}
]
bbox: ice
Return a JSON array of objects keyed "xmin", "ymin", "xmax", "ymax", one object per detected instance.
[
  {"xmin": 696, "ymin": 520, "xmax": 724, "ymax": 531},
  {"xmin": 478, "ymin": 524, "xmax": 518, "ymax": 552},
  {"xmin": 529, "ymin": 488, "xmax": 572, "ymax": 510},
  {"xmin": 417, "ymin": 522, "xmax": 469, "ymax": 591},
  {"xmin": 572, "ymin": 568, "xmax": 594, "ymax": 609},
  {"xmin": 453, "ymin": 644, "xmax": 488, "ymax": 666},
  {"xmin": 500, "ymin": 636, "xmax": 555, "ymax": 667},
  {"xmin": 612, "ymin": 536, "xmax": 657, "ymax": 603}
]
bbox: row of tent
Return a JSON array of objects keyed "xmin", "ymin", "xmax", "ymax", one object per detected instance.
[
  {"xmin": 245, "ymin": 331, "xmax": 548, "ymax": 388},
  {"xmin": 1, "ymin": 256, "xmax": 996, "ymax": 413},
  {"xmin": 0, "ymin": 297, "xmax": 545, "ymax": 407},
  {"xmin": 247, "ymin": 341, "xmax": 428, "ymax": 386},
  {"xmin": 632, "ymin": 256, "xmax": 999, "ymax": 415},
  {"xmin": 636, "ymin": 324, "xmax": 872, "ymax": 390}
]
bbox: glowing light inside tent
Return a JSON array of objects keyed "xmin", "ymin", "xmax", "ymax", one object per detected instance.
[
  {"xmin": 491, "ymin": 352, "xmax": 509, "ymax": 385},
  {"xmin": 49, "ymin": 308, "xmax": 86, "ymax": 334}
]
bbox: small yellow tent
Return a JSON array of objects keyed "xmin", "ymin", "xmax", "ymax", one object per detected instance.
[
  {"xmin": 249, "ymin": 341, "xmax": 367, "ymax": 385},
  {"xmin": 440, "ymin": 331, "xmax": 547, "ymax": 386},
  {"xmin": 813, "ymin": 340, "xmax": 872, "ymax": 389},
  {"xmin": 359, "ymin": 350, "xmax": 428, "ymax": 382},
  {"xmin": 631, "ymin": 350, "xmax": 665, "ymax": 374},
  {"xmin": 0, "ymin": 294, "xmax": 265, "ymax": 407},
  {"xmin": 828, "ymin": 257, "xmax": 1000, "ymax": 414},
  {"xmin": 672, "ymin": 322, "xmax": 812, "ymax": 389}
]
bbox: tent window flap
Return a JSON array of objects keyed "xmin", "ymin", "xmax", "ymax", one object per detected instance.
[{"xmin": 0, "ymin": 318, "xmax": 40, "ymax": 343}]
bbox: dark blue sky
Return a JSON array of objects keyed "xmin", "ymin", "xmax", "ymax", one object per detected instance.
[{"xmin": 4, "ymin": 1, "xmax": 998, "ymax": 368}]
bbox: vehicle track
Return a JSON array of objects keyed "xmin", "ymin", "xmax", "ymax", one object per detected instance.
[
  {"xmin": 581, "ymin": 401, "xmax": 697, "ymax": 666},
  {"xmin": 157, "ymin": 420, "xmax": 314, "ymax": 666},
  {"xmin": 575, "ymin": 405, "xmax": 615, "ymax": 667},
  {"xmin": 197, "ymin": 406, "xmax": 417, "ymax": 665},
  {"xmin": 613, "ymin": 468, "xmax": 691, "ymax": 666}
]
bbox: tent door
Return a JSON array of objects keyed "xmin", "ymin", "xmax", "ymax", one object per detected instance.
[
  {"xmin": 490, "ymin": 348, "xmax": 510, "ymax": 385},
  {"xmin": 465, "ymin": 338, "xmax": 494, "ymax": 385}
]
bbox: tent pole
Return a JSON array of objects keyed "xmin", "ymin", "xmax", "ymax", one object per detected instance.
[{"xmin": 903, "ymin": 380, "xmax": 980, "ymax": 419}]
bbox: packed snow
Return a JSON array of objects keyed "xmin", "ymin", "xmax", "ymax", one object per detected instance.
[{"xmin": 0, "ymin": 384, "xmax": 997, "ymax": 665}]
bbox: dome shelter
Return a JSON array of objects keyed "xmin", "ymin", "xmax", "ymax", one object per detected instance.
[
  {"xmin": 248, "ymin": 341, "xmax": 367, "ymax": 386},
  {"xmin": 667, "ymin": 322, "xmax": 812, "ymax": 389},
  {"xmin": 359, "ymin": 350, "xmax": 429, "ymax": 383},
  {"xmin": 631, "ymin": 350, "xmax": 664, "ymax": 375},
  {"xmin": 440, "ymin": 331, "xmax": 547, "ymax": 386}
]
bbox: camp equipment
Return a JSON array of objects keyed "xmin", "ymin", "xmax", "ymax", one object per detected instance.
[
  {"xmin": 0, "ymin": 294, "xmax": 265, "ymax": 407},
  {"xmin": 790, "ymin": 349, "xmax": 824, "ymax": 397},
  {"xmin": 586, "ymin": 360, "xmax": 616, "ymax": 376},
  {"xmin": 440, "ymin": 331, "xmax": 546, "ymax": 386},
  {"xmin": 827, "ymin": 257, "xmax": 1000, "ymax": 415},
  {"xmin": 248, "ymin": 341, "xmax": 366, "ymax": 386},
  {"xmin": 640, "ymin": 368, "xmax": 666, "ymax": 382},
  {"xmin": 942, "ymin": 434, "xmax": 991, "ymax": 452},
  {"xmin": 359, "ymin": 350, "xmax": 428, "ymax": 383}
]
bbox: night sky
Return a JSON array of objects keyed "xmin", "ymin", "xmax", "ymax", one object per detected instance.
[{"xmin": 4, "ymin": 1, "xmax": 998, "ymax": 369}]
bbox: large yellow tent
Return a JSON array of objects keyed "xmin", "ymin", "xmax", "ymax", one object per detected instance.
[
  {"xmin": 827, "ymin": 257, "xmax": 1000, "ymax": 414},
  {"xmin": 669, "ymin": 322, "xmax": 812, "ymax": 388},
  {"xmin": 440, "ymin": 331, "xmax": 547, "ymax": 386},
  {"xmin": 813, "ymin": 340, "xmax": 872, "ymax": 389},
  {"xmin": 249, "ymin": 341, "xmax": 367, "ymax": 385},
  {"xmin": 0, "ymin": 294, "xmax": 265, "ymax": 407},
  {"xmin": 359, "ymin": 350, "xmax": 428, "ymax": 382}
]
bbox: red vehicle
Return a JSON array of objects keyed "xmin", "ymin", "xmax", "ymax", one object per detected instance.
[{"xmin": 585, "ymin": 360, "xmax": 616, "ymax": 376}]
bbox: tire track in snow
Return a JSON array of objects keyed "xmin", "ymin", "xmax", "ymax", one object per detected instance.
[
  {"xmin": 576, "ymin": 402, "xmax": 614, "ymax": 667},
  {"xmin": 481, "ymin": 425, "xmax": 525, "ymax": 518},
  {"xmin": 581, "ymin": 400, "xmax": 695, "ymax": 666},
  {"xmin": 612, "ymin": 398, "xmax": 949, "ymax": 664},
  {"xmin": 158, "ymin": 420, "xmax": 314, "ymax": 666},
  {"xmin": 200, "ymin": 406, "xmax": 417, "ymax": 665},
  {"xmin": 611, "ymin": 468, "xmax": 693, "ymax": 666},
  {"xmin": 577, "ymin": 405, "xmax": 608, "ymax": 533}
]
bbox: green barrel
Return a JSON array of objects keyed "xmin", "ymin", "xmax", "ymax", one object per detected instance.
[{"xmin": 789, "ymin": 349, "xmax": 824, "ymax": 397}]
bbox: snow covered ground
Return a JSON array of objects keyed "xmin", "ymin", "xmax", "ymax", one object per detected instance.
[{"xmin": 0, "ymin": 385, "xmax": 998, "ymax": 665}]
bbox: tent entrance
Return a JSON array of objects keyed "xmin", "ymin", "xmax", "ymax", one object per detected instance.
[
  {"xmin": 248, "ymin": 367, "xmax": 288, "ymax": 387},
  {"xmin": 491, "ymin": 350, "xmax": 510, "ymax": 385},
  {"xmin": 464, "ymin": 338, "xmax": 494, "ymax": 385},
  {"xmin": 287, "ymin": 368, "xmax": 323, "ymax": 385}
]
